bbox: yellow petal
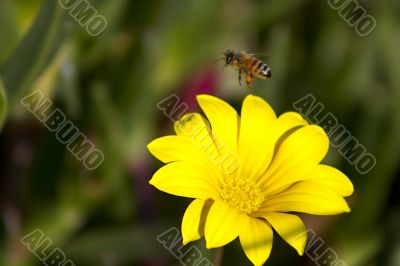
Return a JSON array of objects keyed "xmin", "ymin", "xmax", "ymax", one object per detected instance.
[
  {"xmin": 259, "ymin": 182, "xmax": 351, "ymax": 215},
  {"xmin": 147, "ymin": 135, "xmax": 224, "ymax": 187},
  {"xmin": 302, "ymin": 165, "xmax": 354, "ymax": 197},
  {"xmin": 182, "ymin": 199, "xmax": 212, "ymax": 245},
  {"xmin": 174, "ymin": 113, "xmax": 231, "ymax": 175},
  {"xmin": 239, "ymin": 216, "xmax": 273, "ymax": 266},
  {"xmin": 260, "ymin": 125, "xmax": 329, "ymax": 195},
  {"xmin": 260, "ymin": 212, "xmax": 306, "ymax": 255},
  {"xmin": 174, "ymin": 113, "xmax": 216, "ymax": 159},
  {"xmin": 197, "ymin": 94, "xmax": 239, "ymax": 154},
  {"xmin": 272, "ymin": 112, "xmax": 308, "ymax": 142},
  {"xmin": 149, "ymin": 161, "xmax": 219, "ymax": 200},
  {"xmin": 204, "ymin": 200, "xmax": 244, "ymax": 248},
  {"xmin": 148, "ymin": 135, "xmax": 206, "ymax": 163},
  {"xmin": 238, "ymin": 95, "xmax": 276, "ymax": 180},
  {"xmin": 174, "ymin": 113, "xmax": 211, "ymax": 137}
]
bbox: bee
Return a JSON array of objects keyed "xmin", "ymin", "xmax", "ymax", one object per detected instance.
[{"xmin": 222, "ymin": 49, "xmax": 272, "ymax": 87}]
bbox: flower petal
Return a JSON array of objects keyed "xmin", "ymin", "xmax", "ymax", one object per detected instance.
[
  {"xmin": 239, "ymin": 216, "xmax": 273, "ymax": 266},
  {"xmin": 260, "ymin": 212, "xmax": 306, "ymax": 255},
  {"xmin": 272, "ymin": 112, "xmax": 308, "ymax": 142},
  {"xmin": 147, "ymin": 135, "xmax": 223, "ymax": 187},
  {"xmin": 204, "ymin": 200, "xmax": 245, "ymax": 248},
  {"xmin": 238, "ymin": 95, "xmax": 277, "ymax": 180},
  {"xmin": 174, "ymin": 113, "xmax": 211, "ymax": 136},
  {"xmin": 148, "ymin": 135, "xmax": 207, "ymax": 164},
  {"xmin": 149, "ymin": 161, "xmax": 219, "ymax": 200},
  {"xmin": 182, "ymin": 199, "xmax": 212, "ymax": 245},
  {"xmin": 174, "ymin": 113, "xmax": 217, "ymax": 160},
  {"xmin": 301, "ymin": 165, "xmax": 354, "ymax": 197},
  {"xmin": 197, "ymin": 94, "xmax": 239, "ymax": 154},
  {"xmin": 174, "ymin": 113, "xmax": 233, "ymax": 177},
  {"xmin": 259, "ymin": 125, "xmax": 329, "ymax": 195},
  {"xmin": 259, "ymin": 182, "xmax": 351, "ymax": 215}
]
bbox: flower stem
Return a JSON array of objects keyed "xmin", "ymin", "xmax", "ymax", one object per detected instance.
[{"xmin": 213, "ymin": 247, "xmax": 224, "ymax": 266}]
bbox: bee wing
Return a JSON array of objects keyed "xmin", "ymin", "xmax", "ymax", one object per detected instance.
[
  {"xmin": 212, "ymin": 57, "xmax": 225, "ymax": 64},
  {"xmin": 248, "ymin": 52, "xmax": 270, "ymax": 57}
]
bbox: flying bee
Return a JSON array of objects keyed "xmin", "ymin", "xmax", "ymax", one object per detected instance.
[{"xmin": 220, "ymin": 49, "xmax": 272, "ymax": 87}]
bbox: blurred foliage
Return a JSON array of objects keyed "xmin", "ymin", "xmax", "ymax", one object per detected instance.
[
  {"xmin": 0, "ymin": 80, "xmax": 6, "ymax": 129},
  {"xmin": 0, "ymin": 0, "xmax": 399, "ymax": 265}
]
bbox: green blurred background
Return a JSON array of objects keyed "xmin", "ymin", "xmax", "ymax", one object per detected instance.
[{"xmin": 0, "ymin": 0, "xmax": 399, "ymax": 265}]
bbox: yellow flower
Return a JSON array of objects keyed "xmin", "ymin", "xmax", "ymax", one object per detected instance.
[{"xmin": 148, "ymin": 94, "xmax": 353, "ymax": 266}]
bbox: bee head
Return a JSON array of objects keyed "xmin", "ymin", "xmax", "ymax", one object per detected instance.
[{"xmin": 224, "ymin": 49, "xmax": 235, "ymax": 65}]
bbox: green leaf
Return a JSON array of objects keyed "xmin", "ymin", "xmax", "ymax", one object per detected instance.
[
  {"xmin": 0, "ymin": 1, "xmax": 19, "ymax": 65},
  {"xmin": 0, "ymin": 0, "xmax": 68, "ymax": 109}
]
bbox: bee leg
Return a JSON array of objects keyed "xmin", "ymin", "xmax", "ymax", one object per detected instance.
[
  {"xmin": 238, "ymin": 68, "xmax": 242, "ymax": 86},
  {"xmin": 246, "ymin": 73, "xmax": 253, "ymax": 88}
]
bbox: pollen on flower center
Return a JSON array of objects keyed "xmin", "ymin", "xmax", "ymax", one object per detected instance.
[{"xmin": 220, "ymin": 178, "xmax": 264, "ymax": 214}]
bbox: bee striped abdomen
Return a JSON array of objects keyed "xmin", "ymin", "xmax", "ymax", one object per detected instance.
[
  {"xmin": 261, "ymin": 64, "xmax": 272, "ymax": 79},
  {"xmin": 252, "ymin": 60, "xmax": 271, "ymax": 79},
  {"xmin": 251, "ymin": 60, "xmax": 263, "ymax": 73}
]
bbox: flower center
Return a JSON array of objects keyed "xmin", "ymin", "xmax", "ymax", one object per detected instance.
[{"xmin": 220, "ymin": 178, "xmax": 264, "ymax": 214}]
